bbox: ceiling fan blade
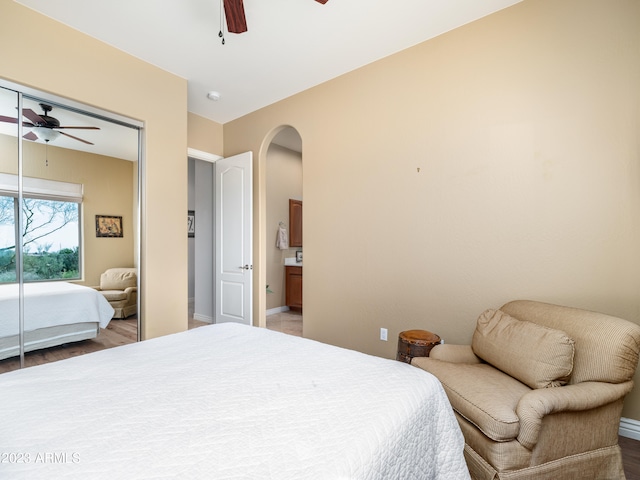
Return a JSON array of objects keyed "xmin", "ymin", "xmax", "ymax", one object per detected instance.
[
  {"xmin": 224, "ymin": 0, "xmax": 248, "ymax": 33},
  {"xmin": 315, "ymin": 0, "xmax": 329, "ymax": 3},
  {"xmin": 0, "ymin": 115, "xmax": 19, "ymax": 124},
  {"xmin": 23, "ymin": 131, "xmax": 38, "ymax": 141},
  {"xmin": 58, "ymin": 131, "xmax": 94, "ymax": 145},
  {"xmin": 56, "ymin": 126, "xmax": 101, "ymax": 130},
  {"xmin": 22, "ymin": 109, "xmax": 45, "ymax": 124},
  {"xmin": 0, "ymin": 116, "xmax": 36, "ymax": 129}
]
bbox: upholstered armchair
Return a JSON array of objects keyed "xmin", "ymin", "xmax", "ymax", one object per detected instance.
[
  {"xmin": 92, "ymin": 268, "xmax": 137, "ymax": 319},
  {"xmin": 412, "ymin": 300, "xmax": 640, "ymax": 480}
]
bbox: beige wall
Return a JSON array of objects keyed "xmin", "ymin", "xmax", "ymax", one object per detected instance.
[
  {"xmin": 224, "ymin": 0, "xmax": 640, "ymax": 420},
  {"xmin": 188, "ymin": 112, "xmax": 224, "ymax": 156},
  {"xmin": 266, "ymin": 143, "xmax": 303, "ymax": 309},
  {"xmin": 1, "ymin": 2, "xmax": 188, "ymax": 339},
  {"xmin": 0, "ymin": 135, "xmax": 134, "ymax": 286}
]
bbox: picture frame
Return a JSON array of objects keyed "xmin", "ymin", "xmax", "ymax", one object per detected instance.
[
  {"xmin": 95, "ymin": 215, "xmax": 123, "ymax": 238},
  {"xmin": 188, "ymin": 210, "xmax": 195, "ymax": 238}
]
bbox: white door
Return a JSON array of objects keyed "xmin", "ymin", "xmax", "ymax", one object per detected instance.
[{"xmin": 215, "ymin": 151, "xmax": 253, "ymax": 325}]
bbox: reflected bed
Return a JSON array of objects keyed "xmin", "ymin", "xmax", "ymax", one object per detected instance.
[
  {"xmin": 0, "ymin": 281, "xmax": 114, "ymax": 360},
  {"xmin": 0, "ymin": 322, "xmax": 469, "ymax": 479}
]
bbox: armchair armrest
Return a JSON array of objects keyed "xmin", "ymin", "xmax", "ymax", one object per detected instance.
[
  {"xmin": 123, "ymin": 286, "xmax": 137, "ymax": 294},
  {"xmin": 516, "ymin": 381, "xmax": 633, "ymax": 449},
  {"xmin": 429, "ymin": 344, "xmax": 483, "ymax": 364}
]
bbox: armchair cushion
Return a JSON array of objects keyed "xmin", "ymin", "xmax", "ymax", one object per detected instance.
[
  {"xmin": 100, "ymin": 290, "xmax": 130, "ymax": 302},
  {"xmin": 472, "ymin": 309, "xmax": 575, "ymax": 389},
  {"xmin": 413, "ymin": 357, "xmax": 530, "ymax": 442},
  {"xmin": 100, "ymin": 268, "xmax": 137, "ymax": 291}
]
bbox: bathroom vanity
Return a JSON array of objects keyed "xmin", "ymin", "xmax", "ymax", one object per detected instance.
[{"xmin": 285, "ymin": 265, "xmax": 302, "ymax": 310}]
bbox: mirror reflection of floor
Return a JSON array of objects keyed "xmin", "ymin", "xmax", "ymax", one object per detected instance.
[
  {"xmin": 0, "ymin": 309, "xmax": 303, "ymax": 374},
  {"xmin": 0, "ymin": 315, "xmax": 137, "ymax": 374}
]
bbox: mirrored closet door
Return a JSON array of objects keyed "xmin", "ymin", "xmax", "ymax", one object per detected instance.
[
  {"xmin": 0, "ymin": 86, "xmax": 20, "ymax": 369},
  {"xmin": 0, "ymin": 82, "xmax": 142, "ymax": 373}
]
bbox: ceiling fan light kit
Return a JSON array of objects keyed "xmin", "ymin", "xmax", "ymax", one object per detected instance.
[{"xmin": 32, "ymin": 126, "xmax": 60, "ymax": 143}]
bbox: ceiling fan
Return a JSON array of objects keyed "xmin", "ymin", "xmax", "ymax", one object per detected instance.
[
  {"xmin": 0, "ymin": 103, "xmax": 100, "ymax": 145},
  {"xmin": 223, "ymin": 0, "xmax": 329, "ymax": 34}
]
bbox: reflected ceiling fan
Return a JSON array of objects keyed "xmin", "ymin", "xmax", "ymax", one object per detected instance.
[
  {"xmin": 0, "ymin": 103, "xmax": 100, "ymax": 145},
  {"xmin": 222, "ymin": 0, "xmax": 328, "ymax": 37}
]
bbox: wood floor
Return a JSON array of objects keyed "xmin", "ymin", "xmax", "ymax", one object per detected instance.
[
  {"xmin": 0, "ymin": 318, "xmax": 135, "ymax": 374},
  {"xmin": 0, "ymin": 311, "xmax": 637, "ymax": 478},
  {"xmin": 622, "ymin": 435, "xmax": 640, "ymax": 480},
  {"xmin": 0, "ymin": 315, "xmax": 208, "ymax": 374}
]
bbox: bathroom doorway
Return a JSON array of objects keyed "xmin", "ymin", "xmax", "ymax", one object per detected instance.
[{"xmin": 265, "ymin": 127, "xmax": 302, "ymax": 336}]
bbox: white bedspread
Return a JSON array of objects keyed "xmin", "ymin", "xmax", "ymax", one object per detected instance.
[
  {"xmin": 0, "ymin": 282, "xmax": 114, "ymax": 336},
  {"xmin": 0, "ymin": 323, "xmax": 469, "ymax": 480}
]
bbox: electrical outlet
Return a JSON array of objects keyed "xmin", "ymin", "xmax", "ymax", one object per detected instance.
[{"xmin": 380, "ymin": 328, "xmax": 388, "ymax": 341}]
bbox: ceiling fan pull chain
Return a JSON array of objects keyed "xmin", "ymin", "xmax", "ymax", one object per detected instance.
[{"xmin": 219, "ymin": 0, "xmax": 226, "ymax": 45}]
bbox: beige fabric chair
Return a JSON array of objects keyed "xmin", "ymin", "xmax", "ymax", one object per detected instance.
[
  {"xmin": 412, "ymin": 300, "xmax": 640, "ymax": 480},
  {"xmin": 93, "ymin": 268, "xmax": 137, "ymax": 319}
]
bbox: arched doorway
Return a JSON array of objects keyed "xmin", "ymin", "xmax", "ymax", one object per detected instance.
[{"xmin": 260, "ymin": 126, "xmax": 303, "ymax": 336}]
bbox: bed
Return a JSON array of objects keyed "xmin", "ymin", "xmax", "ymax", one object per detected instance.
[
  {"xmin": 0, "ymin": 323, "xmax": 469, "ymax": 479},
  {"xmin": 0, "ymin": 281, "xmax": 114, "ymax": 360}
]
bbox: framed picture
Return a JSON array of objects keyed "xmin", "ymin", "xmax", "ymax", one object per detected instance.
[
  {"xmin": 188, "ymin": 210, "xmax": 195, "ymax": 238},
  {"xmin": 96, "ymin": 215, "xmax": 123, "ymax": 238}
]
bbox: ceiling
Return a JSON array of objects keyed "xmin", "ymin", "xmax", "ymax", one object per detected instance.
[{"xmin": 16, "ymin": 0, "xmax": 522, "ymax": 126}]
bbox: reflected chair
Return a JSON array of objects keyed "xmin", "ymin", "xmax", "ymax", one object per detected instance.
[{"xmin": 92, "ymin": 268, "xmax": 137, "ymax": 319}]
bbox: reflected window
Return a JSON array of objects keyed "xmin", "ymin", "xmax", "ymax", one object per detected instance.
[
  {"xmin": 21, "ymin": 197, "xmax": 80, "ymax": 281},
  {"xmin": 0, "ymin": 174, "xmax": 82, "ymax": 283},
  {"xmin": 0, "ymin": 194, "xmax": 16, "ymax": 282}
]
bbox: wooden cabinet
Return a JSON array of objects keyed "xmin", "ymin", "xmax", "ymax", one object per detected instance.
[
  {"xmin": 285, "ymin": 266, "xmax": 303, "ymax": 310},
  {"xmin": 289, "ymin": 199, "xmax": 302, "ymax": 247}
]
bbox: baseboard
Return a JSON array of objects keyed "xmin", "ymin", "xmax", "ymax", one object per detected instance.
[
  {"xmin": 619, "ymin": 417, "xmax": 640, "ymax": 441},
  {"xmin": 193, "ymin": 313, "xmax": 213, "ymax": 324},
  {"xmin": 266, "ymin": 306, "xmax": 290, "ymax": 316}
]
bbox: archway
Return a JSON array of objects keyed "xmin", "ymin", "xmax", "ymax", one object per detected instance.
[{"xmin": 257, "ymin": 126, "xmax": 302, "ymax": 333}]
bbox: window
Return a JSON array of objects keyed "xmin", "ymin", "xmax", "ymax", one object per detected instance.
[
  {"xmin": 0, "ymin": 174, "xmax": 82, "ymax": 283},
  {"xmin": 0, "ymin": 194, "xmax": 17, "ymax": 282}
]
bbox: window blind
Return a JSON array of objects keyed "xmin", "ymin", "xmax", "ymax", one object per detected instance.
[{"xmin": 0, "ymin": 173, "xmax": 83, "ymax": 202}]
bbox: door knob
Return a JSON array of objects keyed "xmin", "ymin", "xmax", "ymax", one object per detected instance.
[{"xmin": 239, "ymin": 265, "xmax": 252, "ymax": 270}]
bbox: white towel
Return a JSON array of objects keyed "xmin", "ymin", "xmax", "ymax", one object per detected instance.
[{"xmin": 276, "ymin": 226, "xmax": 289, "ymax": 250}]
